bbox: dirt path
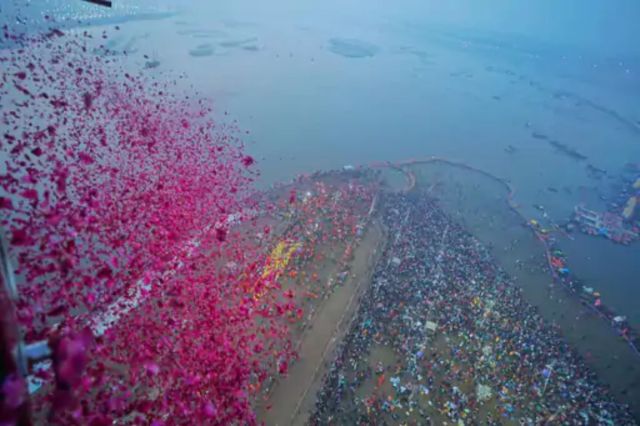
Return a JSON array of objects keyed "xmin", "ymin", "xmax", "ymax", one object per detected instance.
[{"xmin": 259, "ymin": 220, "xmax": 384, "ymax": 426}]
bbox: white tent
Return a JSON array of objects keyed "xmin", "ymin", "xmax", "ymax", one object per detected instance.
[{"xmin": 476, "ymin": 384, "xmax": 492, "ymax": 402}]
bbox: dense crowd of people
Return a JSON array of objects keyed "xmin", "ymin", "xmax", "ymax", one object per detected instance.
[{"xmin": 311, "ymin": 193, "xmax": 635, "ymax": 425}]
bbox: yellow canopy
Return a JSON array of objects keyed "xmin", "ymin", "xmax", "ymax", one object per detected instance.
[
  {"xmin": 262, "ymin": 240, "xmax": 301, "ymax": 279},
  {"xmin": 622, "ymin": 196, "xmax": 637, "ymax": 220}
]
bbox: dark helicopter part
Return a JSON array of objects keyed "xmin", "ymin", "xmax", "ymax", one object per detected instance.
[{"xmin": 80, "ymin": 0, "xmax": 112, "ymax": 7}]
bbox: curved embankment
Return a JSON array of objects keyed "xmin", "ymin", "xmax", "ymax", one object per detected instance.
[{"xmin": 371, "ymin": 156, "xmax": 640, "ymax": 358}]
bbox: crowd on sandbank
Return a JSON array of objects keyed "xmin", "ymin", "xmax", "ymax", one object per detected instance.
[{"xmin": 311, "ymin": 193, "xmax": 635, "ymax": 425}]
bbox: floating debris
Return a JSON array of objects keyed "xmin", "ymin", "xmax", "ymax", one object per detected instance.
[
  {"xmin": 532, "ymin": 131, "xmax": 548, "ymax": 140},
  {"xmin": 586, "ymin": 164, "xmax": 607, "ymax": 180},
  {"xmin": 529, "ymin": 130, "xmax": 588, "ymax": 161},
  {"xmin": 548, "ymin": 139, "xmax": 588, "ymax": 161}
]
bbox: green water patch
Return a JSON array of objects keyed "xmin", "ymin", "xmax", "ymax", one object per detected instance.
[
  {"xmin": 188, "ymin": 43, "xmax": 214, "ymax": 57},
  {"xmin": 409, "ymin": 161, "xmax": 640, "ymax": 419},
  {"xmin": 219, "ymin": 37, "xmax": 259, "ymax": 48},
  {"xmin": 328, "ymin": 38, "xmax": 378, "ymax": 59},
  {"xmin": 392, "ymin": 46, "xmax": 435, "ymax": 65}
]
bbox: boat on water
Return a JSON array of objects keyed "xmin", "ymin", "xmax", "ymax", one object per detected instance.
[{"xmin": 573, "ymin": 204, "xmax": 638, "ymax": 244}]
